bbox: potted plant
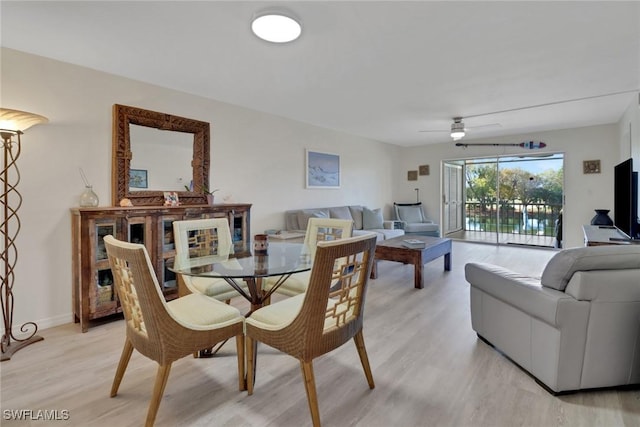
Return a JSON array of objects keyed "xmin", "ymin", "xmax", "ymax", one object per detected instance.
[{"xmin": 184, "ymin": 184, "xmax": 219, "ymax": 205}]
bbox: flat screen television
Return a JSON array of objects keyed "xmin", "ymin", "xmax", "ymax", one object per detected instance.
[{"xmin": 614, "ymin": 158, "xmax": 639, "ymax": 239}]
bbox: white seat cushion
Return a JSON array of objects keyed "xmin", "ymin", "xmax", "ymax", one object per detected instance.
[
  {"xmin": 167, "ymin": 293, "xmax": 243, "ymax": 329},
  {"xmin": 247, "ymin": 294, "xmax": 306, "ymax": 330},
  {"xmin": 247, "ymin": 293, "xmax": 339, "ymax": 331},
  {"xmin": 189, "ymin": 277, "xmax": 249, "ymax": 301}
]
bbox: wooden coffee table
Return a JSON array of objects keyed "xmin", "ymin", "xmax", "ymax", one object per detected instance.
[{"xmin": 370, "ymin": 235, "xmax": 451, "ymax": 289}]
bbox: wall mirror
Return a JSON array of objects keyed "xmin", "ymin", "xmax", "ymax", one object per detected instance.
[{"xmin": 112, "ymin": 104, "xmax": 210, "ymax": 206}]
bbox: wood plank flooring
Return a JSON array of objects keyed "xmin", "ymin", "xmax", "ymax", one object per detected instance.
[{"xmin": 2, "ymin": 242, "xmax": 639, "ymax": 426}]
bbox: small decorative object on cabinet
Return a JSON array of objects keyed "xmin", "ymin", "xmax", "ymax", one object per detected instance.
[
  {"xmin": 78, "ymin": 169, "xmax": 99, "ymax": 207},
  {"xmin": 590, "ymin": 209, "xmax": 614, "ymax": 226},
  {"xmin": 71, "ymin": 203, "xmax": 251, "ymax": 332},
  {"xmin": 79, "ymin": 185, "xmax": 99, "ymax": 207}
]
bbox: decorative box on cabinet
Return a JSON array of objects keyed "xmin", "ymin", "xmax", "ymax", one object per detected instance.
[{"xmin": 71, "ymin": 204, "xmax": 251, "ymax": 332}]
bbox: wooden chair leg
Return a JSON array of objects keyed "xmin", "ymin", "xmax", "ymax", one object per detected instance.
[
  {"xmin": 111, "ymin": 339, "xmax": 134, "ymax": 397},
  {"xmin": 354, "ymin": 331, "xmax": 375, "ymax": 389},
  {"xmin": 145, "ymin": 363, "xmax": 172, "ymax": 427},
  {"xmin": 300, "ymin": 360, "xmax": 321, "ymax": 427},
  {"xmin": 236, "ymin": 334, "xmax": 246, "ymax": 391},
  {"xmin": 246, "ymin": 336, "xmax": 254, "ymax": 395}
]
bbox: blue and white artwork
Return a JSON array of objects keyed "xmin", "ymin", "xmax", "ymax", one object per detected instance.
[{"xmin": 306, "ymin": 150, "xmax": 340, "ymax": 188}]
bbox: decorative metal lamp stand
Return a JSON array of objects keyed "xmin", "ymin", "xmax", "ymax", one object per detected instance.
[{"xmin": 1, "ymin": 108, "xmax": 48, "ymax": 361}]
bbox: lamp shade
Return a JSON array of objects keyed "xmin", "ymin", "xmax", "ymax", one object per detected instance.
[{"xmin": 0, "ymin": 108, "xmax": 48, "ymax": 134}]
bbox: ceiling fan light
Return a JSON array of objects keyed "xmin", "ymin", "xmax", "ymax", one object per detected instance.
[
  {"xmin": 251, "ymin": 12, "xmax": 301, "ymax": 43},
  {"xmin": 450, "ymin": 121, "xmax": 466, "ymax": 139}
]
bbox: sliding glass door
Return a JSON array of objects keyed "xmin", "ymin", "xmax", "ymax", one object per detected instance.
[
  {"xmin": 443, "ymin": 154, "xmax": 564, "ymax": 247},
  {"xmin": 443, "ymin": 161, "xmax": 464, "ymax": 235}
]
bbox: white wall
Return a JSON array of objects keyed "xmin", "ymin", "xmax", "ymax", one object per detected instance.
[
  {"xmin": 618, "ymin": 94, "xmax": 640, "ymax": 162},
  {"xmin": 1, "ymin": 48, "xmax": 399, "ymax": 331},
  {"xmin": 395, "ymin": 125, "xmax": 621, "ymax": 249},
  {"xmin": 1, "ymin": 47, "xmax": 631, "ymax": 332}
]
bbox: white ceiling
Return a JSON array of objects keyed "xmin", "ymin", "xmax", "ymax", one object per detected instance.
[{"xmin": 2, "ymin": 1, "xmax": 639, "ymax": 147}]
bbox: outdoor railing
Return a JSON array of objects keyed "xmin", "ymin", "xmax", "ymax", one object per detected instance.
[{"xmin": 465, "ymin": 201, "xmax": 562, "ymax": 237}]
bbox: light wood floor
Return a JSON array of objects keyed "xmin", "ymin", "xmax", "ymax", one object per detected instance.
[{"xmin": 2, "ymin": 242, "xmax": 639, "ymax": 426}]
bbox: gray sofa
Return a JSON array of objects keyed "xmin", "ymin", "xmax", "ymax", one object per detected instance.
[
  {"xmin": 285, "ymin": 205, "xmax": 404, "ymax": 241},
  {"xmin": 465, "ymin": 244, "xmax": 640, "ymax": 393}
]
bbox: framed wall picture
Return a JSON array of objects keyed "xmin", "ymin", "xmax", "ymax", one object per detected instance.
[
  {"xmin": 419, "ymin": 165, "xmax": 430, "ymax": 176},
  {"xmin": 583, "ymin": 160, "xmax": 601, "ymax": 174},
  {"xmin": 129, "ymin": 169, "xmax": 148, "ymax": 188},
  {"xmin": 306, "ymin": 150, "xmax": 340, "ymax": 188},
  {"xmin": 407, "ymin": 170, "xmax": 418, "ymax": 181}
]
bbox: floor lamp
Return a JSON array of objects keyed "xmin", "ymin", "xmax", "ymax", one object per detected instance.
[{"xmin": 1, "ymin": 108, "xmax": 48, "ymax": 361}]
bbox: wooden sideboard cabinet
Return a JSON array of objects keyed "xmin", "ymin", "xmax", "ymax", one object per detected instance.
[{"xmin": 71, "ymin": 204, "xmax": 251, "ymax": 332}]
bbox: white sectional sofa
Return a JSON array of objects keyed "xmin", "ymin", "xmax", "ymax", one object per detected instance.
[{"xmin": 284, "ymin": 205, "xmax": 404, "ymax": 241}]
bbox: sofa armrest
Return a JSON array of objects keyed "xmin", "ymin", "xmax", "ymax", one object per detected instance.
[{"xmin": 465, "ymin": 262, "xmax": 577, "ymax": 326}]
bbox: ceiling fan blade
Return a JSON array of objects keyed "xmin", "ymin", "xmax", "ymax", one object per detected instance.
[
  {"xmin": 466, "ymin": 123, "xmax": 501, "ymax": 130},
  {"xmin": 418, "ymin": 129, "xmax": 448, "ymax": 133}
]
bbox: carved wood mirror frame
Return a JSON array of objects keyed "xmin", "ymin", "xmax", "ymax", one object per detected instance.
[{"xmin": 112, "ymin": 104, "xmax": 210, "ymax": 206}]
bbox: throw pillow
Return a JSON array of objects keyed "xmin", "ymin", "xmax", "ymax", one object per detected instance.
[
  {"xmin": 363, "ymin": 207, "xmax": 384, "ymax": 230},
  {"xmin": 297, "ymin": 209, "xmax": 328, "ymax": 231},
  {"xmin": 329, "ymin": 206, "xmax": 354, "ymax": 221},
  {"xmin": 348, "ymin": 206, "xmax": 364, "ymax": 230}
]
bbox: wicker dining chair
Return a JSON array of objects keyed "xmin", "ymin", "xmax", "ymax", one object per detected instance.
[
  {"xmin": 265, "ymin": 217, "xmax": 353, "ymax": 298},
  {"xmin": 103, "ymin": 235, "xmax": 245, "ymax": 427},
  {"xmin": 173, "ymin": 218, "xmax": 249, "ymax": 301},
  {"xmin": 245, "ymin": 233, "xmax": 378, "ymax": 427}
]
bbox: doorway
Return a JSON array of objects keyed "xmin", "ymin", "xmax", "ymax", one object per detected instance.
[{"xmin": 443, "ymin": 154, "xmax": 564, "ymax": 247}]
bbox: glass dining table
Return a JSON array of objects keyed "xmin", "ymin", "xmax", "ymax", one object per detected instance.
[
  {"xmin": 169, "ymin": 241, "xmax": 310, "ymax": 387},
  {"xmin": 170, "ymin": 241, "xmax": 311, "ymax": 313}
]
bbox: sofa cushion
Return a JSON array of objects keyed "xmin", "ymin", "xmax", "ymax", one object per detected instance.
[
  {"xmin": 297, "ymin": 209, "xmax": 329, "ymax": 231},
  {"xmin": 376, "ymin": 229, "xmax": 405, "ymax": 239},
  {"xmin": 329, "ymin": 206, "xmax": 353, "ymax": 223},
  {"xmin": 541, "ymin": 245, "xmax": 640, "ymax": 291},
  {"xmin": 363, "ymin": 207, "xmax": 384, "ymax": 229},
  {"xmin": 465, "ymin": 262, "xmax": 575, "ymax": 326},
  {"xmin": 404, "ymin": 223, "xmax": 439, "ymax": 233},
  {"xmin": 285, "ymin": 211, "xmax": 300, "ymax": 231},
  {"xmin": 396, "ymin": 204, "xmax": 424, "ymax": 223},
  {"xmin": 348, "ymin": 206, "xmax": 364, "ymax": 230},
  {"xmin": 565, "ymin": 269, "xmax": 640, "ymax": 302}
]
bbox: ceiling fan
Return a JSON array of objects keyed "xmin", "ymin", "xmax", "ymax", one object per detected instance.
[{"xmin": 419, "ymin": 117, "xmax": 500, "ymax": 141}]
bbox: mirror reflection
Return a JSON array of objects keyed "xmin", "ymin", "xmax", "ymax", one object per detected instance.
[{"xmin": 129, "ymin": 124, "xmax": 193, "ymax": 192}]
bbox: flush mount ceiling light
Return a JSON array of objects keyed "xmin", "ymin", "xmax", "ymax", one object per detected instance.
[{"xmin": 251, "ymin": 11, "xmax": 301, "ymax": 43}]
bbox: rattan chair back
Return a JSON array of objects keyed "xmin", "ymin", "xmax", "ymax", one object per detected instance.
[
  {"xmin": 104, "ymin": 235, "xmax": 245, "ymax": 427},
  {"xmin": 173, "ymin": 218, "xmax": 247, "ymax": 300},
  {"xmin": 301, "ymin": 217, "xmax": 354, "ymax": 261},
  {"xmin": 246, "ymin": 233, "xmax": 377, "ymax": 427}
]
